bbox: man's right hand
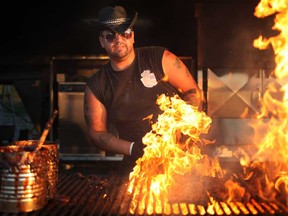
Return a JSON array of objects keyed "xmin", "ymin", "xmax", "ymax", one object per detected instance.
[{"xmin": 131, "ymin": 139, "xmax": 145, "ymax": 160}]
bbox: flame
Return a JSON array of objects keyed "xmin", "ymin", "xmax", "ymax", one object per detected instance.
[
  {"xmin": 238, "ymin": 0, "xmax": 288, "ymax": 204},
  {"xmin": 127, "ymin": 94, "xmax": 220, "ymax": 214},
  {"xmin": 254, "ymin": 0, "xmax": 288, "ymax": 80},
  {"xmin": 124, "ymin": 1, "xmax": 288, "ymax": 212}
]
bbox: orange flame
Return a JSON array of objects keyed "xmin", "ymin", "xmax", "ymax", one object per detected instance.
[
  {"xmin": 248, "ymin": 0, "xmax": 288, "ymax": 203},
  {"xmin": 125, "ymin": 1, "xmax": 288, "ymax": 211},
  {"xmin": 254, "ymin": 0, "xmax": 288, "ymax": 80},
  {"xmin": 127, "ymin": 94, "xmax": 219, "ymax": 214}
]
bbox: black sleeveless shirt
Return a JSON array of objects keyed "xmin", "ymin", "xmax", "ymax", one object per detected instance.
[{"xmin": 87, "ymin": 46, "xmax": 180, "ymax": 142}]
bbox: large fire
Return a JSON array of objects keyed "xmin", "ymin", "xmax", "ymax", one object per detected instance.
[
  {"xmin": 125, "ymin": 0, "xmax": 288, "ymax": 214},
  {"xmin": 127, "ymin": 94, "xmax": 220, "ymax": 214},
  {"xmin": 244, "ymin": 0, "xmax": 288, "ymax": 204}
]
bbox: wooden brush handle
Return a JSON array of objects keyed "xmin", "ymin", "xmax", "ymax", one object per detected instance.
[{"xmin": 35, "ymin": 109, "xmax": 58, "ymax": 151}]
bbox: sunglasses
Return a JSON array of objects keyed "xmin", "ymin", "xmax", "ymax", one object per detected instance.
[{"xmin": 102, "ymin": 29, "xmax": 133, "ymax": 43}]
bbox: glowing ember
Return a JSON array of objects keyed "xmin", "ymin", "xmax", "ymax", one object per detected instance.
[{"xmin": 127, "ymin": 94, "xmax": 221, "ymax": 214}]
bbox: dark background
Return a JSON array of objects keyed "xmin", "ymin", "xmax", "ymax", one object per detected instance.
[
  {"xmin": 0, "ymin": 0, "xmax": 277, "ymax": 142},
  {"xmin": 0, "ymin": 0, "xmax": 275, "ymax": 68},
  {"xmin": 0, "ymin": 0, "xmax": 197, "ymax": 56}
]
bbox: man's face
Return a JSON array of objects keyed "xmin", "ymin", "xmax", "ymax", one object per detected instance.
[{"xmin": 99, "ymin": 28, "xmax": 134, "ymax": 60}]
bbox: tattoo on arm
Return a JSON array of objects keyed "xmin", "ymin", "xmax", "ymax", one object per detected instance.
[
  {"xmin": 173, "ymin": 57, "xmax": 192, "ymax": 78},
  {"xmin": 181, "ymin": 89, "xmax": 199, "ymax": 106},
  {"xmin": 99, "ymin": 133, "xmax": 113, "ymax": 145},
  {"xmin": 83, "ymin": 90, "xmax": 115, "ymax": 149},
  {"xmin": 173, "ymin": 57, "xmax": 182, "ymax": 69},
  {"xmin": 185, "ymin": 68, "xmax": 192, "ymax": 78}
]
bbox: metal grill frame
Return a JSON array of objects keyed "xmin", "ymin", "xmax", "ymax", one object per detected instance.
[{"xmin": 0, "ymin": 173, "xmax": 287, "ymax": 216}]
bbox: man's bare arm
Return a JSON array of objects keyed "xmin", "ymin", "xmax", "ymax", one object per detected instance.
[
  {"xmin": 162, "ymin": 50, "xmax": 203, "ymax": 109},
  {"xmin": 84, "ymin": 87, "xmax": 131, "ymax": 155}
]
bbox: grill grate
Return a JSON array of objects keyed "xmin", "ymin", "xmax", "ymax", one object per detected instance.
[{"xmin": 0, "ymin": 173, "xmax": 287, "ymax": 216}]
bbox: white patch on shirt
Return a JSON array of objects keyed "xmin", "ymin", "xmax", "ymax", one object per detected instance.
[{"xmin": 140, "ymin": 70, "xmax": 157, "ymax": 88}]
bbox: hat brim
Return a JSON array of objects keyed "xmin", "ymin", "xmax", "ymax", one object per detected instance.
[{"xmin": 99, "ymin": 11, "xmax": 138, "ymax": 34}]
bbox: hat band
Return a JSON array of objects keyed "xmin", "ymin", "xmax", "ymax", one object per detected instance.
[{"xmin": 102, "ymin": 18, "xmax": 129, "ymax": 26}]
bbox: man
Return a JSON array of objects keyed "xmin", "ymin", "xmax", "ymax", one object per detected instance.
[{"xmin": 84, "ymin": 6, "xmax": 202, "ymax": 172}]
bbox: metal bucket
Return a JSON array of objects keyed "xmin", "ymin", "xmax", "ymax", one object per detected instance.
[
  {"xmin": 0, "ymin": 141, "xmax": 59, "ymax": 213},
  {"xmin": 0, "ymin": 145, "xmax": 47, "ymax": 212},
  {"xmin": 13, "ymin": 140, "xmax": 59, "ymax": 200}
]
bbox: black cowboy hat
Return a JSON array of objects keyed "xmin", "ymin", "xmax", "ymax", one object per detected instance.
[{"xmin": 97, "ymin": 6, "xmax": 138, "ymax": 33}]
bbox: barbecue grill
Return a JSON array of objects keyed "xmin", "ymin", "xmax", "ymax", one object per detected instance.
[
  {"xmin": 0, "ymin": 1, "xmax": 286, "ymax": 215},
  {"xmin": 0, "ymin": 160, "xmax": 286, "ymax": 216}
]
